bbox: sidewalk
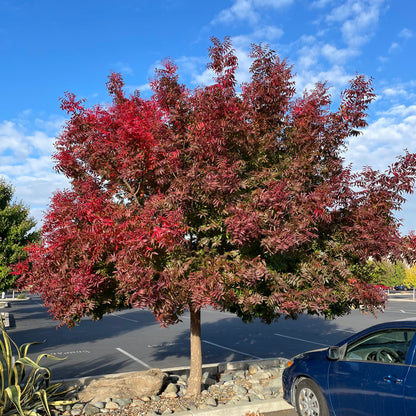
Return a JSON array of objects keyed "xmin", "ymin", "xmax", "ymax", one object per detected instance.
[{"xmin": 387, "ymin": 291, "xmax": 416, "ymax": 302}]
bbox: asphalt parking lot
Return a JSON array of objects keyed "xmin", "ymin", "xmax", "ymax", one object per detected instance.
[{"xmin": 4, "ymin": 291, "xmax": 416, "ymax": 381}]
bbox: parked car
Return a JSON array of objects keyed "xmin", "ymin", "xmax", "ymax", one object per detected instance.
[
  {"xmin": 394, "ymin": 285, "xmax": 410, "ymax": 291},
  {"xmin": 374, "ymin": 284, "xmax": 389, "ymax": 291},
  {"xmin": 282, "ymin": 319, "xmax": 416, "ymax": 416}
]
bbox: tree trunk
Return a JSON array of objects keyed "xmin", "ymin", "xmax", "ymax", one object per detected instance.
[{"xmin": 186, "ymin": 306, "xmax": 202, "ymax": 397}]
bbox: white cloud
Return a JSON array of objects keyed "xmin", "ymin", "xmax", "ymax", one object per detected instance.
[
  {"xmin": 378, "ymin": 104, "xmax": 416, "ymax": 118},
  {"xmin": 327, "ymin": 0, "xmax": 385, "ymax": 48},
  {"xmin": 0, "ymin": 119, "xmax": 69, "ymax": 227},
  {"xmin": 252, "ymin": 25, "xmax": 284, "ymax": 42},
  {"xmin": 213, "ymin": 0, "xmax": 259, "ymax": 25},
  {"xmin": 212, "ymin": 0, "xmax": 293, "ymax": 25},
  {"xmin": 382, "ymin": 87, "xmax": 409, "ymax": 98},
  {"xmin": 125, "ymin": 83, "xmax": 152, "ymax": 96},
  {"xmin": 311, "ymin": 0, "xmax": 334, "ymax": 7},
  {"xmin": 113, "ymin": 61, "xmax": 134, "ymax": 75},
  {"xmin": 0, "ymin": 121, "xmax": 32, "ymax": 159},
  {"xmin": 389, "ymin": 42, "xmax": 400, "ymax": 53},
  {"xmin": 34, "ymin": 117, "xmax": 66, "ymax": 134},
  {"xmin": 294, "ymin": 65, "xmax": 351, "ymax": 95},
  {"xmin": 321, "ymin": 43, "xmax": 357, "ymax": 65},
  {"xmin": 344, "ymin": 104, "xmax": 416, "ymax": 172},
  {"xmin": 379, "ymin": 81, "xmax": 416, "ymax": 104},
  {"xmin": 398, "ymin": 28, "xmax": 414, "ymax": 39},
  {"xmin": 297, "ymin": 44, "xmax": 320, "ymax": 70},
  {"xmin": 253, "ymin": 0, "xmax": 293, "ymax": 7},
  {"xmin": 343, "ymin": 104, "xmax": 416, "ymax": 233},
  {"xmin": 231, "ymin": 26, "xmax": 284, "ymax": 52}
]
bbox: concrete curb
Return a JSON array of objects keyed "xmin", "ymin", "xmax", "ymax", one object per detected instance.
[{"xmin": 173, "ymin": 398, "xmax": 293, "ymax": 416}]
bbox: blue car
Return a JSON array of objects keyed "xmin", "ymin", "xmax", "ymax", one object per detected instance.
[{"xmin": 282, "ymin": 319, "xmax": 416, "ymax": 416}]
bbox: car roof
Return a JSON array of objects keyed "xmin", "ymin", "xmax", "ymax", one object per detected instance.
[{"xmin": 337, "ymin": 319, "xmax": 416, "ymax": 346}]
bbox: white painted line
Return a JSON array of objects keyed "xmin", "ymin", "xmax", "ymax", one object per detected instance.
[
  {"xmin": 274, "ymin": 333, "xmax": 328, "ymax": 347},
  {"xmin": 112, "ymin": 314, "xmax": 140, "ymax": 323},
  {"xmin": 202, "ymin": 340, "xmax": 263, "ymax": 360},
  {"xmin": 383, "ymin": 309, "xmax": 416, "ymax": 315},
  {"xmin": 50, "ymin": 350, "xmax": 91, "ymax": 356},
  {"xmin": 116, "ymin": 348, "xmax": 151, "ymax": 369},
  {"xmin": 147, "ymin": 342, "xmax": 175, "ymax": 348}
]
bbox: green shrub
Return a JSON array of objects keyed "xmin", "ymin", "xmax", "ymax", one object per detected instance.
[
  {"xmin": 0, "ymin": 321, "xmax": 75, "ymax": 415},
  {"xmin": 16, "ymin": 294, "xmax": 27, "ymax": 300}
]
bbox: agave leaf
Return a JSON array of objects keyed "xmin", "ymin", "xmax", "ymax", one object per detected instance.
[
  {"xmin": 35, "ymin": 390, "xmax": 51, "ymax": 416},
  {"xmin": 0, "ymin": 357, "xmax": 9, "ymax": 391},
  {"xmin": 11, "ymin": 360, "xmax": 25, "ymax": 386},
  {"xmin": 16, "ymin": 356, "xmax": 51, "ymax": 371},
  {"xmin": 34, "ymin": 353, "xmax": 66, "ymax": 365},
  {"xmin": 1, "ymin": 322, "xmax": 74, "ymax": 416},
  {"xmin": 18, "ymin": 341, "xmax": 43, "ymax": 359},
  {"xmin": 50, "ymin": 398, "xmax": 77, "ymax": 405},
  {"xmin": 44, "ymin": 382, "xmax": 73, "ymax": 396},
  {"xmin": 4, "ymin": 385, "xmax": 25, "ymax": 416},
  {"xmin": 1, "ymin": 325, "xmax": 18, "ymax": 360}
]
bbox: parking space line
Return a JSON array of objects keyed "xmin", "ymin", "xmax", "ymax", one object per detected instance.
[
  {"xmin": 384, "ymin": 309, "xmax": 416, "ymax": 315},
  {"xmin": 274, "ymin": 333, "xmax": 328, "ymax": 347},
  {"xmin": 202, "ymin": 340, "xmax": 263, "ymax": 359},
  {"xmin": 116, "ymin": 348, "xmax": 151, "ymax": 369},
  {"xmin": 112, "ymin": 314, "xmax": 141, "ymax": 323}
]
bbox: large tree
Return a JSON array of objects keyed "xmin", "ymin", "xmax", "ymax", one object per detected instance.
[
  {"xmin": 15, "ymin": 38, "xmax": 416, "ymax": 395},
  {"xmin": 0, "ymin": 179, "xmax": 39, "ymax": 291}
]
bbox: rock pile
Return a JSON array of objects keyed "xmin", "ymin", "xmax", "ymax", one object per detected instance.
[{"xmin": 54, "ymin": 359, "xmax": 288, "ymax": 416}]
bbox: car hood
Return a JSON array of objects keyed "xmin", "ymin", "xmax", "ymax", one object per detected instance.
[{"xmin": 291, "ymin": 347, "xmax": 329, "ymax": 362}]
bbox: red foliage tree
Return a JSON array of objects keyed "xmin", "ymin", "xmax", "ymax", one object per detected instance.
[{"xmin": 15, "ymin": 38, "xmax": 416, "ymax": 395}]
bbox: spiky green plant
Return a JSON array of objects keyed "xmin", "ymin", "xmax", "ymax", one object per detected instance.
[{"xmin": 0, "ymin": 320, "xmax": 75, "ymax": 416}]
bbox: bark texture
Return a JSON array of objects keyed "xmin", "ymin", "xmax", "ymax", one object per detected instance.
[{"xmin": 186, "ymin": 307, "xmax": 202, "ymax": 397}]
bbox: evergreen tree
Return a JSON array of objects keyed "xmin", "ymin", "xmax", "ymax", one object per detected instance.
[{"xmin": 0, "ymin": 179, "xmax": 39, "ymax": 291}]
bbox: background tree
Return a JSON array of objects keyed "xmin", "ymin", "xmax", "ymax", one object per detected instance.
[
  {"xmin": 388, "ymin": 261, "xmax": 407, "ymax": 287},
  {"xmin": 405, "ymin": 263, "xmax": 416, "ymax": 288},
  {"xmin": 364, "ymin": 259, "xmax": 407, "ymax": 287},
  {"xmin": 15, "ymin": 38, "xmax": 416, "ymax": 396},
  {"xmin": 0, "ymin": 179, "xmax": 39, "ymax": 291}
]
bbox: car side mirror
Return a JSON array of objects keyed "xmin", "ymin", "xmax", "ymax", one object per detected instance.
[{"xmin": 327, "ymin": 346, "xmax": 341, "ymax": 361}]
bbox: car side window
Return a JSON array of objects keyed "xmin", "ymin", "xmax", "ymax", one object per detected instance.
[{"xmin": 344, "ymin": 329, "xmax": 416, "ymax": 364}]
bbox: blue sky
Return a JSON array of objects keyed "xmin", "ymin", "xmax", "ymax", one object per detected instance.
[{"xmin": 1, "ymin": 0, "xmax": 416, "ymax": 233}]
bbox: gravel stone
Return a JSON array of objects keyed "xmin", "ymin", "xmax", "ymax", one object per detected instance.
[
  {"xmin": 219, "ymin": 373, "xmax": 234, "ymax": 382},
  {"xmin": 164, "ymin": 383, "xmax": 178, "ymax": 394},
  {"xmin": 54, "ymin": 359, "xmax": 288, "ymax": 416},
  {"xmin": 113, "ymin": 398, "xmax": 132, "ymax": 407},
  {"xmin": 232, "ymin": 384, "xmax": 248, "ymax": 395},
  {"xmin": 105, "ymin": 402, "xmax": 120, "ymax": 410},
  {"xmin": 205, "ymin": 397, "xmax": 217, "ymax": 407},
  {"xmin": 93, "ymin": 402, "xmax": 106, "ymax": 409},
  {"xmin": 83, "ymin": 404, "xmax": 100, "ymax": 415},
  {"xmin": 269, "ymin": 377, "xmax": 283, "ymax": 388}
]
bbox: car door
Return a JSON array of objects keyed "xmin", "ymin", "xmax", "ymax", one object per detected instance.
[
  {"xmin": 327, "ymin": 328, "xmax": 415, "ymax": 416},
  {"xmin": 403, "ymin": 342, "xmax": 416, "ymax": 414}
]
